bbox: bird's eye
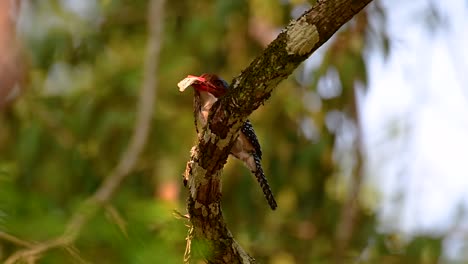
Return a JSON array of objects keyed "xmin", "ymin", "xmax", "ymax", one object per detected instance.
[{"xmin": 216, "ymin": 80, "xmax": 228, "ymax": 89}]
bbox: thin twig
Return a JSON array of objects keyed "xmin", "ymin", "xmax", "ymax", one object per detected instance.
[
  {"xmin": 92, "ymin": 0, "xmax": 164, "ymax": 202},
  {"xmin": 0, "ymin": 231, "xmax": 35, "ymax": 248},
  {"xmin": 105, "ymin": 204, "xmax": 129, "ymax": 238},
  {"xmin": 64, "ymin": 245, "xmax": 92, "ymax": 264},
  {"xmin": 4, "ymin": 0, "xmax": 165, "ymax": 263}
]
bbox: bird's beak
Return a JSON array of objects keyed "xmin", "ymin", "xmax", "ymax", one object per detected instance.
[{"xmin": 178, "ymin": 75, "xmax": 206, "ymax": 92}]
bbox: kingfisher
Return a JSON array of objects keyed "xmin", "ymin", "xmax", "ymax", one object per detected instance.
[{"xmin": 178, "ymin": 73, "xmax": 278, "ymax": 210}]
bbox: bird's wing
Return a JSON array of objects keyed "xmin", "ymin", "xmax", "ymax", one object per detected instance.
[{"xmin": 241, "ymin": 120, "xmax": 262, "ymax": 159}]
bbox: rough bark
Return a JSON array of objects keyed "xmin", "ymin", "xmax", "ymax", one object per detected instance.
[{"xmin": 184, "ymin": 0, "xmax": 373, "ymax": 263}]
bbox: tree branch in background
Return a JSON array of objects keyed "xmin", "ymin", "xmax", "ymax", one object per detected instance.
[
  {"xmin": 184, "ymin": 0, "xmax": 373, "ymax": 263},
  {"xmin": 333, "ymin": 12, "xmax": 369, "ymax": 262},
  {"xmin": 4, "ymin": 0, "xmax": 165, "ymax": 263},
  {"xmin": 334, "ymin": 90, "xmax": 365, "ymax": 263},
  {"xmin": 0, "ymin": 231, "xmax": 34, "ymax": 249}
]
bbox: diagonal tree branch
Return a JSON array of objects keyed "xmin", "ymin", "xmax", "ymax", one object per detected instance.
[
  {"xmin": 0, "ymin": 231, "xmax": 35, "ymax": 248},
  {"xmin": 184, "ymin": 0, "xmax": 373, "ymax": 263},
  {"xmin": 4, "ymin": 0, "xmax": 165, "ymax": 263}
]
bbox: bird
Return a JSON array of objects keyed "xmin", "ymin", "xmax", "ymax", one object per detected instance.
[{"xmin": 178, "ymin": 73, "xmax": 278, "ymax": 210}]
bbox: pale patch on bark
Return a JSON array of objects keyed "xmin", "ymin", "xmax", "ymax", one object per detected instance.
[
  {"xmin": 201, "ymin": 204, "xmax": 208, "ymax": 217},
  {"xmin": 190, "ymin": 164, "xmax": 208, "ymax": 198},
  {"xmin": 209, "ymin": 203, "xmax": 219, "ymax": 216},
  {"xmin": 190, "ymin": 146, "xmax": 198, "ymax": 158},
  {"xmin": 223, "ymin": 254, "xmax": 232, "ymax": 262},
  {"xmin": 194, "ymin": 201, "xmax": 202, "ymax": 209},
  {"xmin": 286, "ymin": 16, "xmax": 319, "ymax": 56},
  {"xmin": 203, "ymin": 127, "xmax": 218, "ymax": 144},
  {"xmin": 203, "ymin": 126, "xmax": 240, "ymax": 150}
]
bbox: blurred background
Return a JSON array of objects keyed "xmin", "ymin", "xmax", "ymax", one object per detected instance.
[{"xmin": 1, "ymin": 0, "xmax": 468, "ymax": 263}]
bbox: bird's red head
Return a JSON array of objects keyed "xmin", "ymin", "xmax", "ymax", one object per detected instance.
[{"xmin": 178, "ymin": 73, "xmax": 229, "ymax": 98}]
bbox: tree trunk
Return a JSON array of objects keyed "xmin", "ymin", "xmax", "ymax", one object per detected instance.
[{"xmin": 183, "ymin": 0, "xmax": 374, "ymax": 263}]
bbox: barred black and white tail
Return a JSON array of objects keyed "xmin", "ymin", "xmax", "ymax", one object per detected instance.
[{"xmin": 253, "ymin": 153, "xmax": 277, "ymax": 210}]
